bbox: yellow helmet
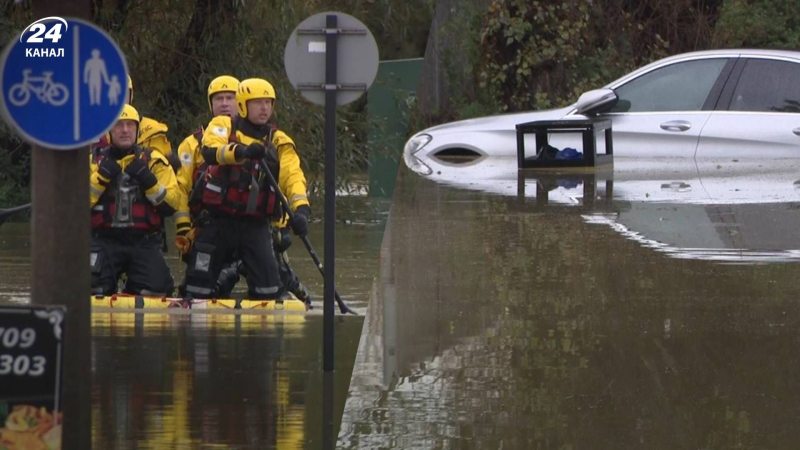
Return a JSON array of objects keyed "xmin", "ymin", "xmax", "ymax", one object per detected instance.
[
  {"xmin": 207, "ymin": 75, "xmax": 240, "ymax": 114},
  {"xmin": 127, "ymin": 75, "xmax": 133, "ymax": 104},
  {"xmin": 236, "ymin": 78, "xmax": 276, "ymax": 118},
  {"xmin": 118, "ymin": 104, "xmax": 140, "ymax": 124}
]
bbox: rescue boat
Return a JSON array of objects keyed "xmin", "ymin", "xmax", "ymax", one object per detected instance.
[{"xmin": 90, "ymin": 293, "xmax": 310, "ymax": 311}]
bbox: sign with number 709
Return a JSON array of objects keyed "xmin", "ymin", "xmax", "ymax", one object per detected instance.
[
  {"xmin": 0, "ymin": 327, "xmax": 47, "ymax": 376},
  {"xmin": 0, "ymin": 306, "xmax": 65, "ymax": 449}
]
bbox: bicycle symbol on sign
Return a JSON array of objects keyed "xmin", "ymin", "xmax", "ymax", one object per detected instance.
[{"xmin": 8, "ymin": 69, "xmax": 69, "ymax": 107}]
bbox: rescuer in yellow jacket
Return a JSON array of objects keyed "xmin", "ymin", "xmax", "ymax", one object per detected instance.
[
  {"xmin": 173, "ymin": 75, "xmax": 240, "ymax": 248},
  {"xmin": 182, "ymin": 78, "xmax": 310, "ymax": 299},
  {"xmin": 89, "ymin": 105, "xmax": 181, "ymax": 296}
]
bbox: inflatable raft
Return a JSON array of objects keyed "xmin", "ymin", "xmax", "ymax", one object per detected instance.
[{"xmin": 90, "ymin": 293, "xmax": 310, "ymax": 311}]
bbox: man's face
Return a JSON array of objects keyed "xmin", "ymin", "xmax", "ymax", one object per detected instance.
[
  {"xmin": 110, "ymin": 120, "xmax": 137, "ymax": 149},
  {"xmin": 211, "ymin": 92, "xmax": 236, "ymax": 118},
  {"xmin": 246, "ymin": 98, "xmax": 273, "ymax": 125}
]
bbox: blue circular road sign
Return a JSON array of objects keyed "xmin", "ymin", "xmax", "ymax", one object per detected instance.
[{"xmin": 0, "ymin": 17, "xmax": 128, "ymax": 150}]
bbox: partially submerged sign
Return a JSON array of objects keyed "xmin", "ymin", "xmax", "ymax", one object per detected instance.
[
  {"xmin": 284, "ymin": 11, "xmax": 379, "ymax": 107},
  {"xmin": 0, "ymin": 306, "xmax": 65, "ymax": 449}
]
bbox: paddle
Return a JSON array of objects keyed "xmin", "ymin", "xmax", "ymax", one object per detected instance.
[
  {"xmin": 0, "ymin": 203, "xmax": 31, "ymax": 227},
  {"xmin": 259, "ymin": 156, "xmax": 357, "ymax": 315}
]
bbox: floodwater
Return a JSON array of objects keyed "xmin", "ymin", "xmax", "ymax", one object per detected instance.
[
  {"xmin": 0, "ymin": 195, "xmax": 390, "ymax": 311},
  {"xmin": 0, "ymin": 194, "xmax": 388, "ymax": 448},
  {"xmin": 91, "ymin": 312, "xmax": 361, "ymax": 449},
  {"xmin": 339, "ymin": 158, "xmax": 800, "ymax": 449}
]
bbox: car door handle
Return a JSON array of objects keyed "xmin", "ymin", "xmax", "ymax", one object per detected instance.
[
  {"xmin": 660, "ymin": 120, "xmax": 692, "ymax": 132},
  {"xmin": 793, "ymin": 127, "xmax": 800, "ymax": 136}
]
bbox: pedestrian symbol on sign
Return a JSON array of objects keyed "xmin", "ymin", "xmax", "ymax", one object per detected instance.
[
  {"xmin": 83, "ymin": 49, "xmax": 115, "ymax": 106},
  {"xmin": 108, "ymin": 75, "xmax": 121, "ymax": 105}
]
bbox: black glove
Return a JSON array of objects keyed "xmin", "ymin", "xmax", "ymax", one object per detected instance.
[
  {"xmin": 274, "ymin": 227, "xmax": 293, "ymax": 253},
  {"xmin": 241, "ymin": 143, "xmax": 267, "ymax": 160},
  {"xmin": 291, "ymin": 205, "xmax": 310, "ymax": 237},
  {"xmin": 97, "ymin": 158, "xmax": 121, "ymax": 182},
  {"xmin": 124, "ymin": 158, "xmax": 158, "ymax": 190}
]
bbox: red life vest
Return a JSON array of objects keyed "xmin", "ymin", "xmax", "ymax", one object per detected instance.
[
  {"xmin": 191, "ymin": 120, "xmax": 281, "ymax": 218},
  {"xmin": 91, "ymin": 134, "xmax": 110, "ymax": 150},
  {"xmin": 91, "ymin": 147, "xmax": 163, "ymax": 232}
]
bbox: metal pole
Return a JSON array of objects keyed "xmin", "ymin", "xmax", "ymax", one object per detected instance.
[
  {"xmin": 322, "ymin": 371, "xmax": 334, "ymax": 449},
  {"xmin": 30, "ymin": 2, "xmax": 91, "ymax": 449},
  {"xmin": 323, "ymin": 14, "xmax": 337, "ymax": 373}
]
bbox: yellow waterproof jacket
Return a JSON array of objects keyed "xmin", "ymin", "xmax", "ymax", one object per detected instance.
[
  {"xmin": 138, "ymin": 117, "xmax": 172, "ymax": 158},
  {"xmin": 173, "ymin": 129, "xmax": 205, "ymax": 236},
  {"xmin": 92, "ymin": 116, "xmax": 172, "ymax": 157},
  {"xmin": 89, "ymin": 147, "xmax": 181, "ymax": 215},
  {"xmin": 201, "ymin": 116, "xmax": 310, "ymax": 222}
]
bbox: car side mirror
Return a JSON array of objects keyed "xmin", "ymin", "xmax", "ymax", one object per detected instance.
[{"xmin": 574, "ymin": 88, "xmax": 618, "ymax": 116}]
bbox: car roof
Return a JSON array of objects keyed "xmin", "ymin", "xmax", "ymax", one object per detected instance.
[
  {"xmin": 661, "ymin": 48, "xmax": 800, "ymax": 59},
  {"xmin": 604, "ymin": 48, "xmax": 800, "ymax": 88}
]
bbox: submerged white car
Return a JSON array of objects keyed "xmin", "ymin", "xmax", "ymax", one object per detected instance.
[{"xmin": 405, "ymin": 49, "xmax": 800, "ymax": 174}]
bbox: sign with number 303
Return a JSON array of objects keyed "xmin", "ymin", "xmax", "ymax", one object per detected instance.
[
  {"xmin": 0, "ymin": 306, "xmax": 65, "ymax": 450},
  {"xmin": 0, "ymin": 327, "xmax": 47, "ymax": 376}
]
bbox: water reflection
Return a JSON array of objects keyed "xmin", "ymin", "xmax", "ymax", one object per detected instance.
[
  {"xmin": 585, "ymin": 204, "xmax": 800, "ymax": 263},
  {"xmin": 417, "ymin": 153, "xmax": 800, "ymax": 204},
  {"xmin": 92, "ymin": 312, "xmax": 362, "ymax": 449},
  {"xmin": 411, "ymin": 155, "xmax": 800, "ymax": 263},
  {"xmin": 0, "ymin": 222, "xmax": 30, "ymax": 303},
  {"xmin": 339, "ymin": 165, "xmax": 800, "ymax": 449}
]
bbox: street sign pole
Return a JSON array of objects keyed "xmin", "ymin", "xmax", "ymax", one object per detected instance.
[
  {"xmin": 31, "ymin": 145, "xmax": 89, "ymax": 448},
  {"xmin": 322, "ymin": 370, "xmax": 334, "ymax": 450},
  {"xmin": 30, "ymin": 5, "xmax": 91, "ymax": 450},
  {"xmin": 323, "ymin": 13, "xmax": 337, "ymax": 373},
  {"xmin": 284, "ymin": 10, "xmax": 379, "ymax": 369},
  {"xmin": 1, "ymin": 8, "xmax": 127, "ymax": 448},
  {"xmin": 284, "ymin": 14, "xmax": 377, "ymax": 446}
]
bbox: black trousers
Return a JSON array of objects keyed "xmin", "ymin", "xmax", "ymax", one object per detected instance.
[
  {"xmin": 213, "ymin": 249, "xmax": 311, "ymax": 303},
  {"xmin": 91, "ymin": 231, "xmax": 174, "ymax": 296},
  {"xmin": 276, "ymin": 251, "xmax": 312, "ymax": 304},
  {"xmin": 183, "ymin": 216, "xmax": 282, "ymax": 299}
]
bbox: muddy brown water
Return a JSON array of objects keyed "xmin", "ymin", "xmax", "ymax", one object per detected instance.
[
  {"xmin": 0, "ymin": 195, "xmax": 387, "ymax": 448},
  {"xmin": 338, "ymin": 164, "xmax": 800, "ymax": 449},
  {"xmin": 0, "ymin": 196, "xmax": 389, "ymax": 311}
]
